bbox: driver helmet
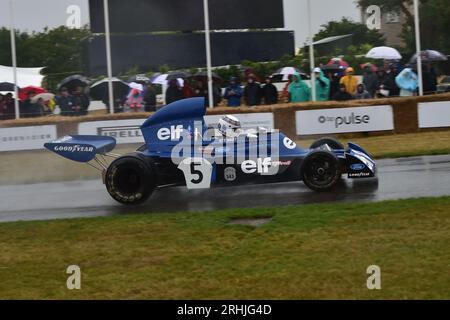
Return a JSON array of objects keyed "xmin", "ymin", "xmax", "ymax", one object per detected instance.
[{"xmin": 218, "ymin": 115, "xmax": 241, "ymax": 138}]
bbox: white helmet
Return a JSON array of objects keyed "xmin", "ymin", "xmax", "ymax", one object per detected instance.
[{"xmin": 218, "ymin": 115, "xmax": 241, "ymax": 138}]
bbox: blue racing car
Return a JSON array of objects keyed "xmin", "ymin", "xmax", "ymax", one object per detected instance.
[{"xmin": 45, "ymin": 98, "xmax": 376, "ymax": 205}]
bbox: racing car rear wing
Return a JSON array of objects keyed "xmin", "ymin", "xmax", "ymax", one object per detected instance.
[{"xmin": 44, "ymin": 135, "xmax": 117, "ymax": 164}]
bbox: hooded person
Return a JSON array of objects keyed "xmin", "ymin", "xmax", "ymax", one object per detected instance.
[
  {"xmin": 395, "ymin": 68, "xmax": 418, "ymax": 97},
  {"xmin": 333, "ymin": 83, "xmax": 353, "ymax": 101},
  {"xmin": 362, "ymin": 64, "xmax": 378, "ymax": 98},
  {"xmin": 340, "ymin": 67, "xmax": 359, "ymax": 95},
  {"xmin": 165, "ymin": 79, "xmax": 184, "ymax": 105},
  {"xmin": 288, "ymin": 71, "xmax": 311, "ymax": 103},
  {"xmin": 262, "ymin": 76, "xmax": 279, "ymax": 105},
  {"xmin": 354, "ymin": 84, "xmax": 372, "ymax": 100},
  {"xmin": 224, "ymin": 76, "xmax": 243, "ymax": 107},
  {"xmin": 314, "ymin": 67, "xmax": 330, "ymax": 101},
  {"xmin": 243, "ymin": 74, "xmax": 262, "ymax": 106}
]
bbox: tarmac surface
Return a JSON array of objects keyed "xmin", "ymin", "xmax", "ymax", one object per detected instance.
[{"xmin": 1, "ymin": 154, "xmax": 449, "ymax": 223}]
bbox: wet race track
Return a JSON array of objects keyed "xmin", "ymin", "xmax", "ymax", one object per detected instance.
[{"xmin": 1, "ymin": 154, "xmax": 450, "ymax": 222}]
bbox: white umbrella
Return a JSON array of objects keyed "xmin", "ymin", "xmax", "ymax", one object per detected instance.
[
  {"xmin": 271, "ymin": 67, "xmax": 300, "ymax": 81},
  {"xmin": 151, "ymin": 74, "xmax": 184, "ymax": 86},
  {"xmin": 366, "ymin": 46, "xmax": 402, "ymax": 60},
  {"xmin": 270, "ymin": 67, "xmax": 308, "ymax": 81},
  {"xmin": 31, "ymin": 93, "xmax": 55, "ymax": 103},
  {"xmin": 128, "ymin": 82, "xmax": 144, "ymax": 91}
]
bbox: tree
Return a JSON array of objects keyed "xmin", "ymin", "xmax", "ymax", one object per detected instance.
[
  {"xmin": 0, "ymin": 26, "xmax": 91, "ymax": 90},
  {"xmin": 314, "ymin": 18, "xmax": 386, "ymax": 48}
]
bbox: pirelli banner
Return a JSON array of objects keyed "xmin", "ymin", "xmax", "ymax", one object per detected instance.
[
  {"xmin": 295, "ymin": 105, "xmax": 394, "ymax": 135},
  {"xmin": 77, "ymin": 113, "xmax": 274, "ymax": 145},
  {"xmin": 78, "ymin": 120, "xmax": 145, "ymax": 145}
]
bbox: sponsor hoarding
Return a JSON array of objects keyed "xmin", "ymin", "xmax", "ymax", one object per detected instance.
[
  {"xmin": 0, "ymin": 125, "xmax": 57, "ymax": 152},
  {"xmin": 418, "ymin": 101, "xmax": 450, "ymax": 128},
  {"xmin": 296, "ymin": 105, "xmax": 394, "ymax": 135},
  {"xmin": 78, "ymin": 120, "xmax": 145, "ymax": 144}
]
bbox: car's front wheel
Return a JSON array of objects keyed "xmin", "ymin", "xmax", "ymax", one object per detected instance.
[
  {"xmin": 310, "ymin": 137, "xmax": 344, "ymax": 150},
  {"xmin": 301, "ymin": 150, "xmax": 341, "ymax": 192},
  {"xmin": 105, "ymin": 153, "xmax": 156, "ymax": 205}
]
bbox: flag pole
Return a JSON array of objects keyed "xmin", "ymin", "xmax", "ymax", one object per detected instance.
[
  {"xmin": 104, "ymin": 0, "xmax": 115, "ymax": 113},
  {"xmin": 203, "ymin": 0, "xmax": 214, "ymax": 108},
  {"xmin": 413, "ymin": 0, "xmax": 423, "ymax": 96},
  {"xmin": 307, "ymin": 0, "xmax": 316, "ymax": 101},
  {"xmin": 9, "ymin": 0, "xmax": 20, "ymax": 119}
]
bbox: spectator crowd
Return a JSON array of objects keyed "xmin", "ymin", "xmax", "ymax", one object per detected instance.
[{"xmin": 0, "ymin": 60, "xmax": 444, "ymax": 120}]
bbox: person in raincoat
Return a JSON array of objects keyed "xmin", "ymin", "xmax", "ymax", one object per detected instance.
[
  {"xmin": 340, "ymin": 67, "xmax": 359, "ymax": 95},
  {"xmin": 224, "ymin": 76, "xmax": 243, "ymax": 107},
  {"xmin": 126, "ymin": 88, "xmax": 144, "ymax": 112},
  {"xmin": 395, "ymin": 68, "xmax": 418, "ymax": 97},
  {"xmin": 313, "ymin": 67, "xmax": 330, "ymax": 101},
  {"xmin": 288, "ymin": 72, "xmax": 311, "ymax": 103}
]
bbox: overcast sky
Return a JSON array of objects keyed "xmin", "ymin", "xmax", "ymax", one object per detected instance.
[{"xmin": 0, "ymin": 0, "xmax": 361, "ymax": 47}]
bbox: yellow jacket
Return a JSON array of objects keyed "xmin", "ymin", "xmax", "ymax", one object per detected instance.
[{"xmin": 340, "ymin": 76, "xmax": 359, "ymax": 95}]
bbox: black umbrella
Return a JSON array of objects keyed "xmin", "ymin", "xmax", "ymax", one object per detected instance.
[
  {"xmin": 166, "ymin": 71, "xmax": 191, "ymax": 81},
  {"xmin": 128, "ymin": 74, "xmax": 150, "ymax": 84},
  {"xmin": 409, "ymin": 50, "xmax": 448, "ymax": 63},
  {"xmin": 190, "ymin": 71, "xmax": 222, "ymax": 83},
  {"xmin": 0, "ymin": 82, "xmax": 19, "ymax": 91},
  {"xmin": 89, "ymin": 78, "xmax": 130, "ymax": 101},
  {"xmin": 57, "ymin": 75, "xmax": 90, "ymax": 92}
]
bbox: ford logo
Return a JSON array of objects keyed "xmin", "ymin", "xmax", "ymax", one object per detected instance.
[{"xmin": 350, "ymin": 163, "xmax": 366, "ymax": 171}]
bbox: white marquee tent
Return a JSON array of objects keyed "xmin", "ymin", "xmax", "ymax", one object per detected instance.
[{"xmin": 0, "ymin": 65, "xmax": 44, "ymax": 88}]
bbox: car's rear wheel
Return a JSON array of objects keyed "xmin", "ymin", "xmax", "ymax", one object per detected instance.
[
  {"xmin": 302, "ymin": 150, "xmax": 341, "ymax": 191},
  {"xmin": 105, "ymin": 153, "xmax": 156, "ymax": 205},
  {"xmin": 137, "ymin": 144, "xmax": 147, "ymax": 152},
  {"xmin": 310, "ymin": 137, "xmax": 344, "ymax": 150}
]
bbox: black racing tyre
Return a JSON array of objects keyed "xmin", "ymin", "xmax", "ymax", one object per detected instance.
[
  {"xmin": 310, "ymin": 137, "xmax": 344, "ymax": 150},
  {"xmin": 105, "ymin": 153, "xmax": 156, "ymax": 205},
  {"xmin": 301, "ymin": 150, "xmax": 341, "ymax": 192},
  {"xmin": 137, "ymin": 144, "xmax": 147, "ymax": 152}
]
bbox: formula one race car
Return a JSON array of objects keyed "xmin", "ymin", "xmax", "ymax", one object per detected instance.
[{"xmin": 45, "ymin": 98, "xmax": 376, "ymax": 205}]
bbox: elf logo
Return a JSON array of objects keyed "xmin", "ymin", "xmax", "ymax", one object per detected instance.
[
  {"xmin": 157, "ymin": 125, "xmax": 184, "ymax": 141},
  {"xmin": 241, "ymin": 157, "xmax": 272, "ymax": 174}
]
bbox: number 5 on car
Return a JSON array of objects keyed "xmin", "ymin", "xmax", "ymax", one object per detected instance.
[{"xmin": 178, "ymin": 157, "xmax": 213, "ymax": 189}]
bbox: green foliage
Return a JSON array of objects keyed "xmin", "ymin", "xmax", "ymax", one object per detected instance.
[
  {"xmin": 0, "ymin": 26, "xmax": 91, "ymax": 90},
  {"xmin": 123, "ymin": 66, "xmax": 140, "ymax": 77},
  {"xmin": 158, "ymin": 64, "xmax": 171, "ymax": 74}
]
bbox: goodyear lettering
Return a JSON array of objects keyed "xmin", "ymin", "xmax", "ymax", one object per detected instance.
[{"xmin": 54, "ymin": 145, "xmax": 94, "ymax": 153}]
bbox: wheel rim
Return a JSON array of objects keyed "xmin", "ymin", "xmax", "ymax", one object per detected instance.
[
  {"xmin": 113, "ymin": 166, "xmax": 142, "ymax": 196},
  {"xmin": 305, "ymin": 155, "xmax": 338, "ymax": 187}
]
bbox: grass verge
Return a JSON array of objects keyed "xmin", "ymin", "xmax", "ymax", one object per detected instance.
[{"xmin": 0, "ymin": 197, "xmax": 449, "ymax": 299}]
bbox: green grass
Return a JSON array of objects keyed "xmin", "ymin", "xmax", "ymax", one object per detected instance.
[{"xmin": 0, "ymin": 197, "xmax": 449, "ymax": 299}]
